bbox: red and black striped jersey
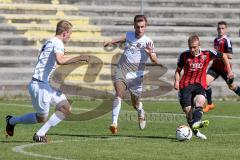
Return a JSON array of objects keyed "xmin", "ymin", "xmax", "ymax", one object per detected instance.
[
  {"xmin": 211, "ymin": 35, "xmax": 233, "ymax": 72},
  {"xmin": 177, "ymin": 49, "xmax": 223, "ymax": 90}
]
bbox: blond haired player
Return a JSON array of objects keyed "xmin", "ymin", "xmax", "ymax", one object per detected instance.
[{"xmin": 6, "ymin": 20, "xmax": 89, "ymax": 142}]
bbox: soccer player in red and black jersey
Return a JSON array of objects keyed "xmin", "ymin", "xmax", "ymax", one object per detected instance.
[
  {"xmin": 174, "ymin": 35, "xmax": 233, "ymax": 139},
  {"xmin": 204, "ymin": 21, "xmax": 240, "ymax": 112}
]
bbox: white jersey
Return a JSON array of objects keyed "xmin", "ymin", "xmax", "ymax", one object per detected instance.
[
  {"xmin": 114, "ymin": 31, "xmax": 154, "ymax": 97},
  {"xmin": 32, "ymin": 37, "xmax": 64, "ymax": 83},
  {"xmin": 117, "ymin": 31, "xmax": 154, "ymax": 80}
]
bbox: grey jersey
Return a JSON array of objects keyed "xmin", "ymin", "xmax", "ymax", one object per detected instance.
[{"xmin": 114, "ymin": 31, "xmax": 154, "ymax": 96}]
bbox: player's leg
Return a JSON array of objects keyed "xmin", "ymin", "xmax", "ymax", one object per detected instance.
[
  {"xmin": 181, "ymin": 105, "xmax": 207, "ymax": 139},
  {"xmin": 131, "ymin": 94, "xmax": 146, "ymax": 130},
  {"xmin": 34, "ymin": 89, "xmax": 70, "ymax": 142},
  {"xmin": 128, "ymin": 79, "xmax": 146, "ymax": 129},
  {"xmin": 178, "ymin": 87, "xmax": 194, "ymax": 128},
  {"xmin": 204, "ymin": 69, "xmax": 218, "ymax": 112},
  {"xmin": 179, "ymin": 85, "xmax": 207, "ymax": 139},
  {"xmin": 192, "ymin": 84, "xmax": 209, "ymax": 130},
  {"xmin": 110, "ymin": 81, "xmax": 126, "ymax": 134},
  {"xmin": 192, "ymin": 94, "xmax": 209, "ymax": 127},
  {"xmin": 228, "ymin": 83, "xmax": 240, "ymax": 96},
  {"xmin": 5, "ymin": 82, "xmax": 48, "ymax": 137},
  {"xmin": 223, "ymin": 74, "xmax": 240, "ymax": 96}
]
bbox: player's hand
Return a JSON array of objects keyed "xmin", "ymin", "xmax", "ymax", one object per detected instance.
[
  {"xmin": 103, "ymin": 40, "xmax": 112, "ymax": 47},
  {"xmin": 79, "ymin": 55, "xmax": 90, "ymax": 62},
  {"xmin": 144, "ymin": 42, "xmax": 154, "ymax": 55},
  {"xmin": 227, "ymin": 71, "xmax": 234, "ymax": 79},
  {"xmin": 174, "ymin": 81, "xmax": 179, "ymax": 90}
]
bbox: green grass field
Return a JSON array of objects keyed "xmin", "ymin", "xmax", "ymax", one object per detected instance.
[{"xmin": 1, "ymin": 99, "xmax": 240, "ymax": 160}]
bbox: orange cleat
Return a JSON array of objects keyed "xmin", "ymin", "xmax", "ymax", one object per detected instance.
[
  {"xmin": 109, "ymin": 124, "xmax": 118, "ymax": 134},
  {"xmin": 203, "ymin": 104, "xmax": 215, "ymax": 113}
]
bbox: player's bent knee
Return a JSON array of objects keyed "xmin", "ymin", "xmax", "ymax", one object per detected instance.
[
  {"xmin": 36, "ymin": 115, "xmax": 48, "ymax": 123},
  {"xmin": 56, "ymin": 100, "xmax": 71, "ymax": 115},
  {"xmin": 183, "ymin": 106, "xmax": 191, "ymax": 113},
  {"xmin": 194, "ymin": 95, "xmax": 205, "ymax": 107},
  {"xmin": 57, "ymin": 105, "xmax": 71, "ymax": 116},
  {"xmin": 133, "ymin": 102, "xmax": 143, "ymax": 110},
  {"xmin": 228, "ymin": 84, "xmax": 235, "ymax": 90}
]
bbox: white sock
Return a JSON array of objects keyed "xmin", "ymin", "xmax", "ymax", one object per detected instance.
[
  {"xmin": 37, "ymin": 111, "xmax": 65, "ymax": 136},
  {"xmin": 136, "ymin": 102, "xmax": 144, "ymax": 113},
  {"xmin": 112, "ymin": 97, "xmax": 121, "ymax": 125}
]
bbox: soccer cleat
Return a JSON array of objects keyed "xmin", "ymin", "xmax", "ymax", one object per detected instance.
[
  {"xmin": 203, "ymin": 104, "xmax": 215, "ymax": 113},
  {"xmin": 33, "ymin": 133, "xmax": 49, "ymax": 143},
  {"xmin": 138, "ymin": 109, "xmax": 146, "ymax": 130},
  {"xmin": 192, "ymin": 129, "xmax": 207, "ymax": 140},
  {"xmin": 5, "ymin": 115, "xmax": 15, "ymax": 137},
  {"xmin": 192, "ymin": 120, "xmax": 209, "ymax": 130},
  {"xmin": 109, "ymin": 124, "xmax": 118, "ymax": 134}
]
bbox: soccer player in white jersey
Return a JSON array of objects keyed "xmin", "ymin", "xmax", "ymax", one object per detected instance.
[
  {"xmin": 5, "ymin": 20, "xmax": 89, "ymax": 142},
  {"xmin": 104, "ymin": 15, "xmax": 159, "ymax": 134}
]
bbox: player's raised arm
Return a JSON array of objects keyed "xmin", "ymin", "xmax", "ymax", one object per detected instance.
[
  {"xmin": 144, "ymin": 41, "xmax": 159, "ymax": 64},
  {"xmin": 56, "ymin": 53, "xmax": 89, "ymax": 65},
  {"xmin": 103, "ymin": 35, "xmax": 126, "ymax": 47}
]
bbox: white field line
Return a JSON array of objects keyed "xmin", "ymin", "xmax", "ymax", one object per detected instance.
[
  {"xmin": 12, "ymin": 141, "xmax": 75, "ymax": 160},
  {"xmin": 12, "ymin": 137, "xmax": 130, "ymax": 160},
  {"xmin": 1, "ymin": 102, "xmax": 240, "ymax": 120},
  {"xmin": 11, "ymin": 133, "xmax": 240, "ymax": 160}
]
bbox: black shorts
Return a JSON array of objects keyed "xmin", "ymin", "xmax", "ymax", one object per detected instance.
[
  {"xmin": 178, "ymin": 84, "xmax": 206, "ymax": 108},
  {"xmin": 207, "ymin": 67, "xmax": 234, "ymax": 85}
]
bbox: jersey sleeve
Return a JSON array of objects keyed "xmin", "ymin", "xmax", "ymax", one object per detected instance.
[
  {"xmin": 54, "ymin": 40, "xmax": 64, "ymax": 55},
  {"xmin": 209, "ymin": 49, "xmax": 223, "ymax": 59},
  {"xmin": 224, "ymin": 38, "xmax": 233, "ymax": 54},
  {"xmin": 177, "ymin": 52, "xmax": 184, "ymax": 68}
]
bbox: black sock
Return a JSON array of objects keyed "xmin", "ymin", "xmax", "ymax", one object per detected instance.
[
  {"xmin": 192, "ymin": 129, "xmax": 198, "ymax": 135},
  {"xmin": 193, "ymin": 107, "xmax": 203, "ymax": 122},
  {"xmin": 187, "ymin": 119, "xmax": 194, "ymax": 128},
  {"xmin": 234, "ymin": 86, "xmax": 240, "ymax": 96},
  {"xmin": 205, "ymin": 87, "xmax": 212, "ymax": 104}
]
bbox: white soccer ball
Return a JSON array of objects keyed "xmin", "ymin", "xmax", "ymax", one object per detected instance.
[{"xmin": 176, "ymin": 125, "xmax": 192, "ymax": 141}]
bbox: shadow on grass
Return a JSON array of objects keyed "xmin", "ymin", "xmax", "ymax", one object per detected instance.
[{"xmin": 49, "ymin": 133, "xmax": 176, "ymax": 141}]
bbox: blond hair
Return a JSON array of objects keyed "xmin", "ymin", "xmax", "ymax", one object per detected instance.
[
  {"xmin": 56, "ymin": 20, "xmax": 72, "ymax": 35},
  {"xmin": 188, "ymin": 34, "xmax": 200, "ymax": 46}
]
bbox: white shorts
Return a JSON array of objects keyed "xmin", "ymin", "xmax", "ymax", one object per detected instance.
[
  {"xmin": 114, "ymin": 67, "xmax": 143, "ymax": 97},
  {"xmin": 28, "ymin": 81, "xmax": 67, "ymax": 116}
]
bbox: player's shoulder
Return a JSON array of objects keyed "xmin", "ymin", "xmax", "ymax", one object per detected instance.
[
  {"xmin": 223, "ymin": 36, "xmax": 232, "ymax": 45},
  {"xmin": 143, "ymin": 34, "xmax": 153, "ymax": 42},
  {"xmin": 178, "ymin": 49, "xmax": 190, "ymax": 59},
  {"xmin": 223, "ymin": 35, "xmax": 231, "ymax": 40},
  {"xmin": 204, "ymin": 48, "xmax": 218, "ymax": 55},
  {"xmin": 217, "ymin": 35, "xmax": 232, "ymax": 42},
  {"xmin": 180, "ymin": 49, "xmax": 190, "ymax": 55},
  {"xmin": 126, "ymin": 31, "xmax": 134, "ymax": 37},
  {"xmin": 50, "ymin": 37, "xmax": 64, "ymax": 46}
]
